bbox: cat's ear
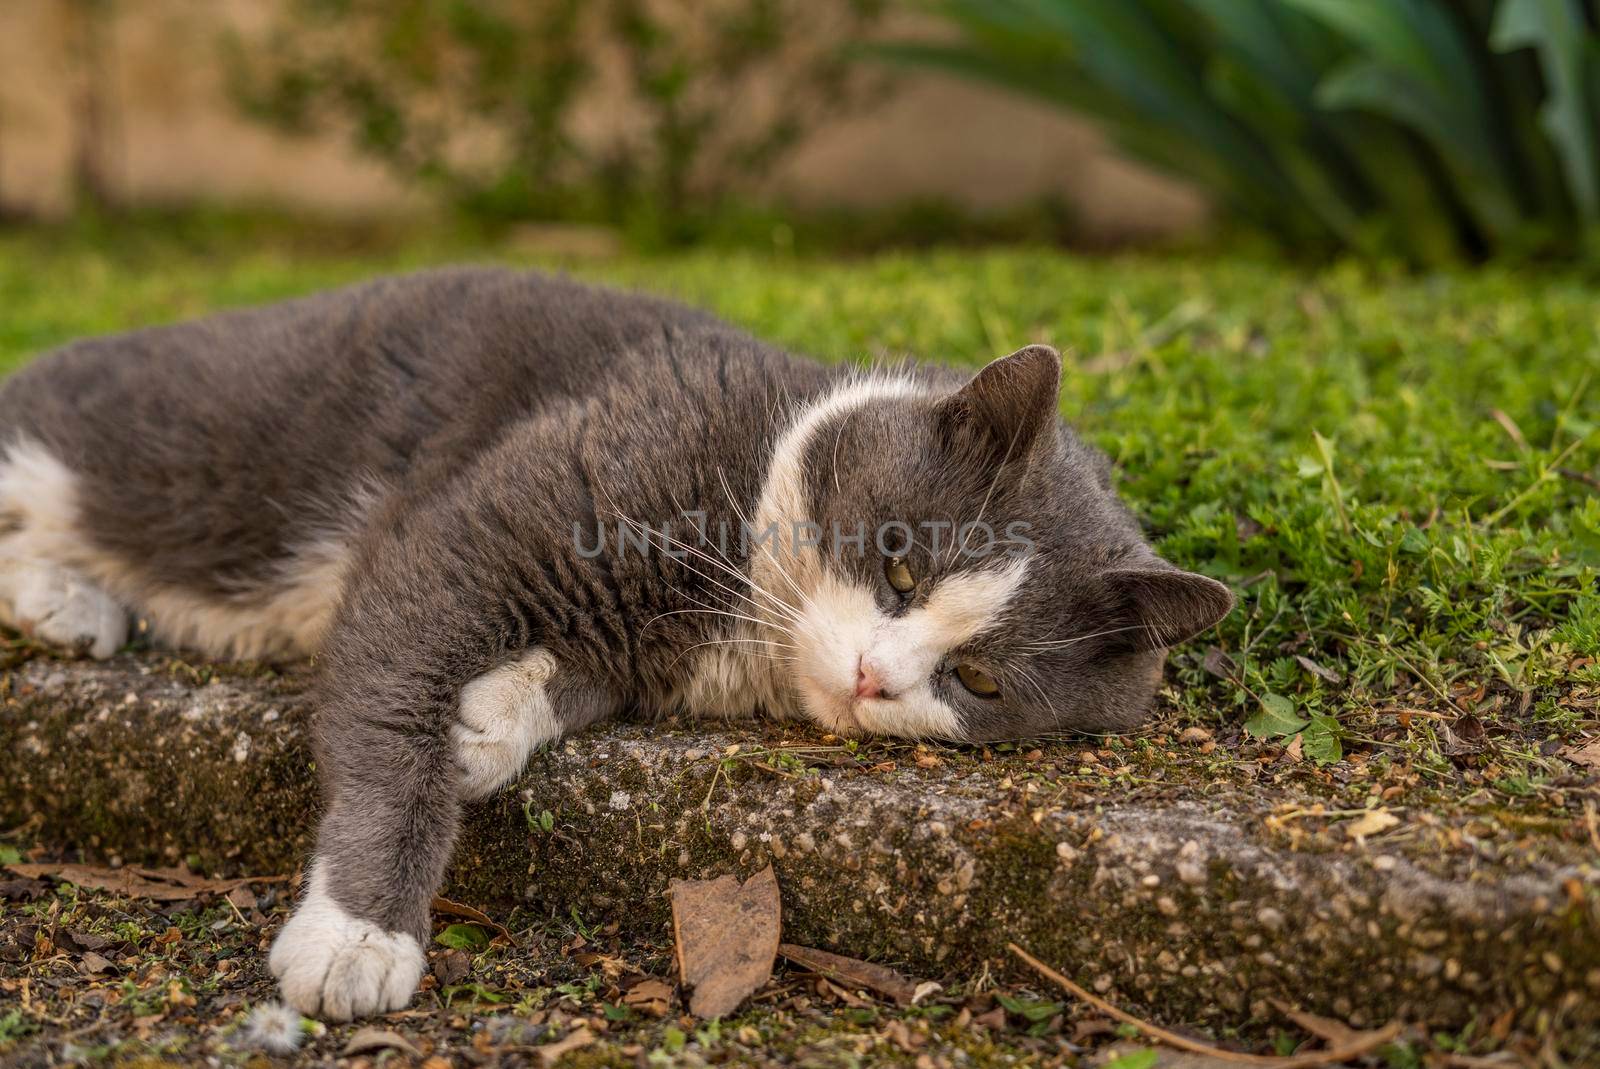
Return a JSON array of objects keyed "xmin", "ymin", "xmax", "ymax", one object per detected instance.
[
  {"xmin": 1099, "ymin": 566, "xmax": 1234, "ymax": 652},
  {"xmin": 938, "ymin": 344, "xmax": 1061, "ymax": 461}
]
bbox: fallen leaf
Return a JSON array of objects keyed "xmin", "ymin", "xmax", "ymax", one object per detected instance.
[
  {"xmin": 343, "ymin": 1027, "xmax": 421, "ymax": 1058},
  {"xmin": 0, "ymin": 878, "xmax": 48, "ymax": 901},
  {"xmin": 817, "ymin": 976, "xmax": 873, "ymax": 1008},
  {"xmin": 4, "ymin": 862, "xmax": 281, "ymax": 903},
  {"xmin": 1343, "ymin": 809, "xmax": 1400, "ymax": 843},
  {"xmin": 435, "ymin": 924, "xmax": 490, "ymax": 951},
  {"xmin": 1283, "ymin": 734, "xmax": 1304, "ymax": 763},
  {"xmin": 1271, "ymin": 1002, "xmax": 1364, "ymax": 1047},
  {"xmin": 431, "ymin": 895, "xmax": 514, "ymax": 944},
  {"xmin": 1200, "ymin": 647, "xmax": 1237, "ymax": 679},
  {"xmin": 78, "ymin": 951, "xmax": 113, "ymax": 975},
  {"xmin": 669, "ymin": 865, "xmax": 781, "ymax": 1018},
  {"xmin": 1094, "ymin": 1043, "xmax": 1223, "ymax": 1068},
  {"xmin": 882, "ymin": 1017, "xmax": 923, "ymax": 1052},
  {"xmin": 1294, "ymin": 655, "xmax": 1342, "ymax": 683},
  {"xmin": 1440, "ymin": 714, "xmax": 1488, "ymax": 758},
  {"xmin": 778, "ymin": 943, "xmax": 927, "ymax": 1006},
  {"xmin": 1562, "ymin": 737, "xmax": 1600, "ymax": 771},
  {"xmin": 59, "ymin": 929, "xmax": 112, "ymax": 953},
  {"xmin": 432, "ymin": 948, "xmax": 471, "ymax": 988},
  {"xmin": 571, "ymin": 950, "xmax": 629, "ymax": 980},
  {"xmin": 538, "ymin": 1025, "xmax": 594, "ymax": 1065},
  {"xmin": 621, "ymin": 977, "xmax": 674, "ymax": 1017},
  {"xmin": 971, "ymin": 1006, "xmax": 1007, "ymax": 1030}
]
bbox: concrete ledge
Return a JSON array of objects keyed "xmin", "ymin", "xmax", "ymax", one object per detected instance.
[{"xmin": 3, "ymin": 653, "xmax": 1597, "ymax": 1036}]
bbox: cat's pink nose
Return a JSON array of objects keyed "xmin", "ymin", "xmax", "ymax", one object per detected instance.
[{"xmin": 854, "ymin": 657, "xmax": 884, "ymax": 700}]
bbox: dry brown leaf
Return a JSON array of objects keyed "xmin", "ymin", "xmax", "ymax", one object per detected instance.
[
  {"xmin": 537, "ymin": 1025, "xmax": 595, "ymax": 1065},
  {"xmin": 431, "ymin": 894, "xmax": 514, "ymax": 944},
  {"xmin": 669, "ymin": 865, "xmax": 780, "ymax": 1018},
  {"xmin": 621, "ymin": 977, "xmax": 674, "ymax": 1017},
  {"xmin": 4, "ymin": 862, "xmax": 281, "ymax": 902},
  {"xmin": 778, "ymin": 943, "xmax": 928, "ymax": 1006},
  {"xmin": 432, "ymin": 947, "xmax": 472, "ymax": 988},
  {"xmin": 1562, "ymin": 737, "xmax": 1600, "ymax": 771},
  {"xmin": 78, "ymin": 951, "xmax": 113, "ymax": 975},
  {"xmin": 1201, "ymin": 647, "xmax": 1238, "ymax": 679},
  {"xmin": 1293, "ymin": 655, "xmax": 1342, "ymax": 684},
  {"xmin": 342, "ymin": 1027, "xmax": 421, "ymax": 1058},
  {"xmin": 1343, "ymin": 809, "xmax": 1400, "ymax": 843},
  {"xmin": 1280, "ymin": 1008, "xmax": 1363, "ymax": 1047},
  {"xmin": 0, "ymin": 877, "xmax": 48, "ymax": 901}
]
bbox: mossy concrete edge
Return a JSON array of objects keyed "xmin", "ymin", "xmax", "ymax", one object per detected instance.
[{"xmin": 3, "ymin": 655, "xmax": 1597, "ymax": 1039}]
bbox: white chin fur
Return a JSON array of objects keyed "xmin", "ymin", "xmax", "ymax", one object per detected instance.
[
  {"xmin": 792, "ymin": 561, "xmax": 1030, "ymax": 740},
  {"xmin": 268, "ymin": 866, "xmax": 424, "ymax": 1021}
]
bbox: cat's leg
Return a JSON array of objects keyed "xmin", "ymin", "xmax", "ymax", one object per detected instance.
[
  {"xmin": 269, "ymin": 644, "xmax": 617, "ymax": 1017},
  {"xmin": 0, "ymin": 441, "xmax": 128, "ymax": 658},
  {"xmin": 452, "ymin": 647, "xmax": 562, "ymax": 799},
  {"xmin": 268, "ymin": 683, "xmax": 453, "ymax": 1020},
  {"xmin": 451, "ymin": 648, "xmax": 619, "ymax": 799},
  {"xmin": 1, "ymin": 560, "xmax": 127, "ymax": 659}
]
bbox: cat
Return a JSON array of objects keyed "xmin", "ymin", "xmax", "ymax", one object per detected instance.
[{"xmin": 0, "ymin": 267, "xmax": 1233, "ymax": 1019}]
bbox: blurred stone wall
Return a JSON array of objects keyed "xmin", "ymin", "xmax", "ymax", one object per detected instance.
[{"xmin": 0, "ymin": 1, "xmax": 1205, "ymax": 240}]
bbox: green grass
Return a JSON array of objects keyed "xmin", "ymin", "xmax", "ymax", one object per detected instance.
[{"xmin": 1, "ymin": 216, "xmax": 1596, "ymax": 783}]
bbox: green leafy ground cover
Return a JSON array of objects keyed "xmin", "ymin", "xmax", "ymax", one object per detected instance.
[{"xmin": 2, "ymin": 217, "xmax": 1595, "ymax": 785}]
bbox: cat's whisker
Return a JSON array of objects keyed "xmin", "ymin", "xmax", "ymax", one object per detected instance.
[
  {"xmin": 829, "ymin": 406, "xmax": 854, "ymax": 496},
  {"xmin": 714, "ymin": 465, "xmax": 812, "ymax": 608},
  {"xmin": 1018, "ymin": 623, "xmax": 1153, "ymax": 652},
  {"xmin": 642, "ymin": 605, "xmax": 792, "ymax": 639},
  {"xmin": 603, "ymin": 506, "xmax": 806, "ymax": 630},
  {"xmin": 673, "ymin": 496, "xmax": 809, "ymax": 627},
  {"xmin": 664, "ymin": 636, "xmax": 796, "ymax": 677}
]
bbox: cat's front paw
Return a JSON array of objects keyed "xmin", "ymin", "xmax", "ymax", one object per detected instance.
[
  {"xmin": 268, "ymin": 868, "xmax": 424, "ymax": 1021},
  {"xmin": 11, "ymin": 563, "xmax": 126, "ymax": 659},
  {"xmin": 452, "ymin": 648, "xmax": 561, "ymax": 799}
]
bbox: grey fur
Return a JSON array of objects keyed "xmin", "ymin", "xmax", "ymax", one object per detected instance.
[{"xmin": 0, "ymin": 267, "xmax": 1231, "ymax": 954}]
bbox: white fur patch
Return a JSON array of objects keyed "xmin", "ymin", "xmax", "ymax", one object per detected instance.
[
  {"xmin": 0, "ymin": 436, "xmax": 361, "ymax": 660},
  {"xmin": 746, "ymin": 373, "xmax": 1035, "ymax": 738},
  {"xmin": 5, "ymin": 559, "xmax": 126, "ymax": 658},
  {"xmin": 268, "ymin": 865, "xmax": 424, "ymax": 1021},
  {"xmin": 238, "ymin": 1002, "xmax": 306, "ymax": 1054},
  {"xmin": 745, "ymin": 375, "xmax": 931, "ymax": 722},
  {"xmin": 453, "ymin": 647, "xmax": 562, "ymax": 799},
  {"xmin": 792, "ymin": 559, "xmax": 1028, "ymax": 739}
]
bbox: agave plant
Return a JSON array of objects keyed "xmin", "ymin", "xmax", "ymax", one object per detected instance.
[{"xmin": 874, "ymin": 0, "xmax": 1600, "ymax": 262}]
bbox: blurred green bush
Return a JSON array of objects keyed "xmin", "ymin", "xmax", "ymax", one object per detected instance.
[
  {"xmin": 227, "ymin": 0, "xmax": 887, "ymax": 246},
  {"xmin": 875, "ymin": 0, "xmax": 1600, "ymax": 263}
]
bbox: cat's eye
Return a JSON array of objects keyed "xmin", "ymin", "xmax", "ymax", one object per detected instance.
[
  {"xmin": 884, "ymin": 556, "xmax": 916, "ymax": 594},
  {"xmin": 955, "ymin": 663, "xmax": 1001, "ymax": 698}
]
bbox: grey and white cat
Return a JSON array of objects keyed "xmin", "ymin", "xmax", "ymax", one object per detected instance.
[{"xmin": 0, "ymin": 267, "xmax": 1231, "ymax": 1019}]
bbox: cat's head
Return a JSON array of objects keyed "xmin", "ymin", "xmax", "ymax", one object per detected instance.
[{"xmin": 755, "ymin": 345, "xmax": 1233, "ymax": 743}]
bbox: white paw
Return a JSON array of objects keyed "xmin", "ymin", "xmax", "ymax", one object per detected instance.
[
  {"xmin": 268, "ymin": 867, "xmax": 424, "ymax": 1021},
  {"xmin": 452, "ymin": 647, "xmax": 561, "ymax": 799},
  {"xmin": 11, "ymin": 562, "xmax": 126, "ymax": 659}
]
